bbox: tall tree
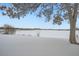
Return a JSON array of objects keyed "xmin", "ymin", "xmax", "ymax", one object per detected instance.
[{"xmin": 0, "ymin": 3, "xmax": 79, "ymax": 44}]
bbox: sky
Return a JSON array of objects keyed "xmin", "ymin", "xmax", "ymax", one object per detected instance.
[
  {"xmin": 0, "ymin": 14, "xmax": 70, "ymax": 29},
  {"xmin": 0, "ymin": 3, "xmax": 79, "ymax": 29}
]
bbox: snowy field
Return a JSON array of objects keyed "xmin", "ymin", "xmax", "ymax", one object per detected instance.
[{"xmin": 0, "ymin": 30, "xmax": 79, "ymax": 56}]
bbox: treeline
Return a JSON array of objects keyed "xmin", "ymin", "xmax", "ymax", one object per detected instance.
[{"xmin": 0, "ymin": 27, "xmax": 79, "ymax": 31}]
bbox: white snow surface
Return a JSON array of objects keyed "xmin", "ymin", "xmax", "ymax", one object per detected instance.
[{"xmin": 0, "ymin": 30, "xmax": 79, "ymax": 56}]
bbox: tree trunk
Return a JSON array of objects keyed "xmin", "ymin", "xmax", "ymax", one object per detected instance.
[
  {"xmin": 68, "ymin": 4, "xmax": 78, "ymax": 44},
  {"xmin": 69, "ymin": 20, "xmax": 77, "ymax": 44}
]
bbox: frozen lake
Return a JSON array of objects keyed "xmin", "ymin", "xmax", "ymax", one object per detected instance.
[
  {"xmin": 16, "ymin": 30, "xmax": 79, "ymax": 40},
  {"xmin": 0, "ymin": 30, "xmax": 79, "ymax": 56}
]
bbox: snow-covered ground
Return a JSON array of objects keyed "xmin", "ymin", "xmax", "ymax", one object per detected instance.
[{"xmin": 0, "ymin": 30, "xmax": 79, "ymax": 56}]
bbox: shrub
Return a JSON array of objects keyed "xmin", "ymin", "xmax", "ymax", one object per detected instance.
[{"xmin": 3, "ymin": 24, "xmax": 16, "ymax": 34}]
